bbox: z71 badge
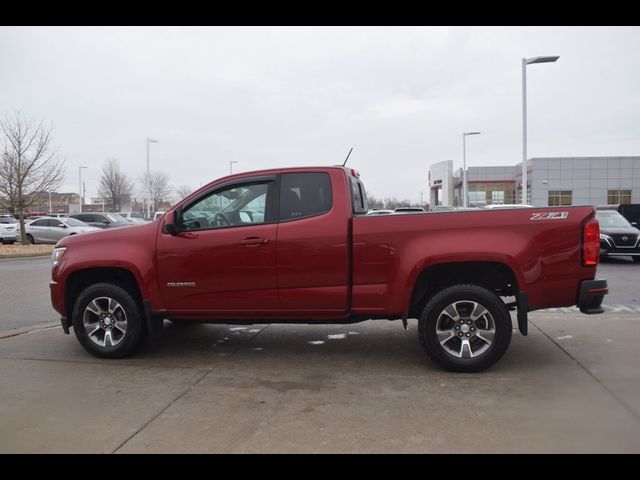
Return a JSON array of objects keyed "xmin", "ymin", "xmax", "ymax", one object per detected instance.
[{"xmin": 530, "ymin": 211, "xmax": 569, "ymax": 220}]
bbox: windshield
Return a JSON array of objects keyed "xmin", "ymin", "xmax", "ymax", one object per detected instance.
[
  {"xmin": 64, "ymin": 218, "xmax": 87, "ymax": 227},
  {"xmin": 105, "ymin": 214, "xmax": 127, "ymax": 223},
  {"xmin": 597, "ymin": 212, "xmax": 632, "ymax": 228},
  {"xmin": 0, "ymin": 216, "xmax": 17, "ymax": 223}
]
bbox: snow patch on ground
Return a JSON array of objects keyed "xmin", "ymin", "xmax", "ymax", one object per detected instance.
[
  {"xmin": 309, "ymin": 340, "xmax": 325, "ymax": 345},
  {"xmin": 328, "ymin": 333, "xmax": 347, "ymax": 340},
  {"xmin": 556, "ymin": 335, "xmax": 573, "ymax": 340}
]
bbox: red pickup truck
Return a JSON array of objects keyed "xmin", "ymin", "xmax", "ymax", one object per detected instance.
[{"xmin": 50, "ymin": 166, "xmax": 607, "ymax": 372}]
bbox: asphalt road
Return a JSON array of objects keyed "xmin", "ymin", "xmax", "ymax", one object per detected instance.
[
  {"xmin": 0, "ymin": 257, "xmax": 53, "ymax": 330},
  {"xmin": 1, "ymin": 255, "xmax": 640, "ymax": 453},
  {"xmin": 0, "ymin": 255, "xmax": 639, "ymax": 332}
]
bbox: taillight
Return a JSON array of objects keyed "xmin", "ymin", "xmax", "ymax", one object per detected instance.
[{"xmin": 583, "ymin": 218, "xmax": 600, "ymax": 266}]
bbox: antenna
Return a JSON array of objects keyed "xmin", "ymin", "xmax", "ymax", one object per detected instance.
[{"xmin": 342, "ymin": 147, "xmax": 353, "ymax": 166}]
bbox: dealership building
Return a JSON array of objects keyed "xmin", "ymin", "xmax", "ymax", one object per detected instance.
[{"xmin": 429, "ymin": 156, "xmax": 640, "ymax": 208}]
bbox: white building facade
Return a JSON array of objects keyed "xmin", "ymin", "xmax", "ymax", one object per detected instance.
[{"xmin": 429, "ymin": 156, "xmax": 640, "ymax": 208}]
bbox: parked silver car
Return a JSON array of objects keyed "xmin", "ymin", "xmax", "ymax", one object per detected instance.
[{"xmin": 25, "ymin": 217, "xmax": 100, "ymax": 244}]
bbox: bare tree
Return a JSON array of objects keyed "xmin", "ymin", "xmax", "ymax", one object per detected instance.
[
  {"xmin": 0, "ymin": 112, "xmax": 65, "ymax": 243},
  {"xmin": 175, "ymin": 184, "xmax": 193, "ymax": 200},
  {"xmin": 141, "ymin": 171, "xmax": 173, "ymax": 214},
  {"xmin": 98, "ymin": 158, "xmax": 133, "ymax": 212},
  {"xmin": 366, "ymin": 191, "xmax": 384, "ymax": 210}
]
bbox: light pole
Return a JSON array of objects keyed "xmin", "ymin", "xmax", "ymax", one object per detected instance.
[
  {"xmin": 48, "ymin": 191, "xmax": 52, "ymax": 215},
  {"xmin": 522, "ymin": 55, "xmax": 559, "ymax": 204},
  {"xmin": 78, "ymin": 166, "xmax": 87, "ymax": 213},
  {"xmin": 146, "ymin": 138, "xmax": 159, "ymax": 218},
  {"xmin": 230, "ymin": 160, "xmax": 238, "ymax": 174},
  {"xmin": 462, "ymin": 132, "xmax": 481, "ymax": 207}
]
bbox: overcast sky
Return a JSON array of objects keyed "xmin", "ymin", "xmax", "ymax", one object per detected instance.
[{"xmin": 1, "ymin": 26, "xmax": 639, "ymax": 204}]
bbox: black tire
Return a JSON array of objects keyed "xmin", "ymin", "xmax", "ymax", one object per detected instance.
[
  {"xmin": 71, "ymin": 282, "xmax": 146, "ymax": 358},
  {"xmin": 26, "ymin": 234, "xmax": 35, "ymax": 244},
  {"xmin": 418, "ymin": 284, "xmax": 512, "ymax": 373}
]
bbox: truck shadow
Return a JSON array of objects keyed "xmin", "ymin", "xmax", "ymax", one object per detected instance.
[{"xmin": 129, "ymin": 321, "xmax": 557, "ymax": 375}]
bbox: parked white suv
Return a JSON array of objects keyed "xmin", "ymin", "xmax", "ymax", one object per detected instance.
[{"xmin": 0, "ymin": 215, "xmax": 19, "ymax": 244}]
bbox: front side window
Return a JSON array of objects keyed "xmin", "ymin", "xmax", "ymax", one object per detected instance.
[
  {"xmin": 105, "ymin": 214, "xmax": 127, "ymax": 223},
  {"xmin": 280, "ymin": 172, "xmax": 333, "ymax": 221},
  {"xmin": 182, "ymin": 181, "xmax": 272, "ymax": 231},
  {"xmin": 31, "ymin": 219, "xmax": 48, "ymax": 227},
  {"xmin": 64, "ymin": 218, "xmax": 87, "ymax": 227}
]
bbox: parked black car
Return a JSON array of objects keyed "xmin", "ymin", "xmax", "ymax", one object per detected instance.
[
  {"xmin": 69, "ymin": 213, "xmax": 131, "ymax": 229},
  {"xmin": 596, "ymin": 210, "xmax": 640, "ymax": 263}
]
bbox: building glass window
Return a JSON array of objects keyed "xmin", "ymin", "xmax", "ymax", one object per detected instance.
[
  {"xmin": 491, "ymin": 191, "xmax": 505, "ymax": 204},
  {"xmin": 607, "ymin": 190, "xmax": 632, "ymax": 205},
  {"xmin": 468, "ymin": 191, "xmax": 487, "ymax": 207},
  {"xmin": 466, "ymin": 182, "xmax": 516, "ymax": 207},
  {"xmin": 548, "ymin": 190, "xmax": 573, "ymax": 206}
]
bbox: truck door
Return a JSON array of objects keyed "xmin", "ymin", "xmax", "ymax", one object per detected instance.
[
  {"xmin": 157, "ymin": 176, "xmax": 280, "ymax": 314},
  {"xmin": 276, "ymin": 171, "xmax": 350, "ymax": 312}
]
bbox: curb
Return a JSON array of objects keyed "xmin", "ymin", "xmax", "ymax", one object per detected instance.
[
  {"xmin": 0, "ymin": 254, "xmax": 52, "ymax": 261},
  {"xmin": 0, "ymin": 321, "xmax": 61, "ymax": 339}
]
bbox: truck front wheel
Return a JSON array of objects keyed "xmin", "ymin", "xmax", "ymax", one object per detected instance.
[
  {"xmin": 418, "ymin": 284, "xmax": 512, "ymax": 372},
  {"xmin": 71, "ymin": 283, "xmax": 145, "ymax": 358}
]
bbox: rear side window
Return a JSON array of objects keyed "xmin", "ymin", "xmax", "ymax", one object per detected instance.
[
  {"xmin": 349, "ymin": 176, "xmax": 368, "ymax": 214},
  {"xmin": 280, "ymin": 173, "xmax": 332, "ymax": 221}
]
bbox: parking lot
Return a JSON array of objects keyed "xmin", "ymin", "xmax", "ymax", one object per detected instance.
[{"xmin": 1, "ymin": 255, "xmax": 640, "ymax": 453}]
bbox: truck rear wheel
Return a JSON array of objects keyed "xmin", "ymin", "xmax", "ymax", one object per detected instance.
[
  {"xmin": 418, "ymin": 284, "xmax": 512, "ymax": 372},
  {"xmin": 71, "ymin": 283, "xmax": 145, "ymax": 358}
]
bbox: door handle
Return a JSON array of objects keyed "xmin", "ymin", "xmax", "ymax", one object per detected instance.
[
  {"xmin": 240, "ymin": 237, "xmax": 268, "ymax": 247},
  {"xmin": 177, "ymin": 232, "xmax": 199, "ymax": 239}
]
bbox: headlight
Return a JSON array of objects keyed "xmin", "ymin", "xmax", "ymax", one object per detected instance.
[
  {"xmin": 599, "ymin": 234, "xmax": 613, "ymax": 246},
  {"xmin": 51, "ymin": 247, "xmax": 67, "ymax": 267}
]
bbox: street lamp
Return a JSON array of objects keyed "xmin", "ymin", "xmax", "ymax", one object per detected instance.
[
  {"xmin": 522, "ymin": 55, "xmax": 559, "ymax": 204},
  {"xmin": 462, "ymin": 131, "xmax": 481, "ymax": 208},
  {"xmin": 78, "ymin": 166, "xmax": 87, "ymax": 213},
  {"xmin": 230, "ymin": 160, "xmax": 238, "ymax": 174},
  {"xmin": 146, "ymin": 138, "xmax": 159, "ymax": 218}
]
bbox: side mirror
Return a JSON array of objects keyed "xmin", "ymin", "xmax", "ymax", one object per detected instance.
[
  {"xmin": 60, "ymin": 224, "xmax": 68, "ymax": 228},
  {"xmin": 163, "ymin": 209, "xmax": 182, "ymax": 235}
]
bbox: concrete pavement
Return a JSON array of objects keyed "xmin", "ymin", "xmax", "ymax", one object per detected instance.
[{"xmin": 1, "ymin": 313, "xmax": 640, "ymax": 453}]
